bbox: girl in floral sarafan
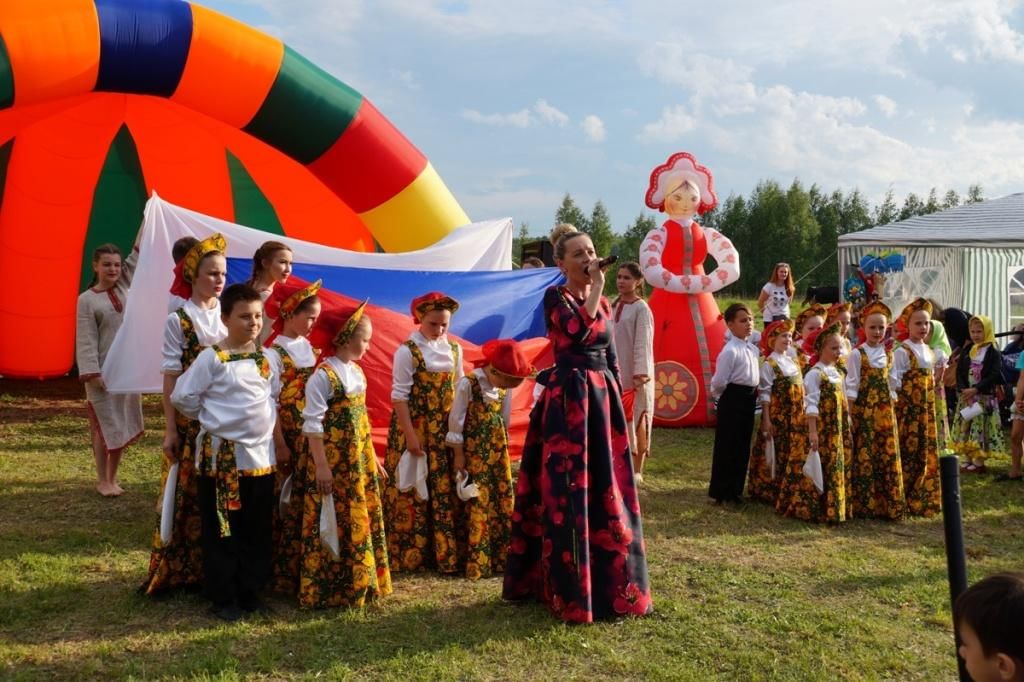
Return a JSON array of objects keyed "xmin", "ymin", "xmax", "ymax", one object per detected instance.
[
  {"xmin": 141, "ymin": 233, "xmax": 228, "ymax": 595},
  {"xmin": 776, "ymin": 323, "xmax": 847, "ymax": 524},
  {"xmin": 844, "ymin": 301, "xmax": 904, "ymax": 520},
  {"xmin": 792, "ymin": 304, "xmax": 827, "ymax": 372},
  {"xmin": 748, "ymin": 319, "xmax": 805, "ymax": 505},
  {"xmin": 503, "ymin": 230, "xmax": 652, "ymax": 623},
  {"xmin": 299, "ymin": 301, "xmax": 391, "ymax": 608},
  {"xmin": 265, "ymin": 280, "xmax": 322, "ymax": 595},
  {"xmin": 383, "ymin": 292, "xmax": 464, "ymax": 574},
  {"xmin": 446, "ymin": 339, "xmax": 533, "ymax": 580},
  {"xmin": 892, "ymin": 299, "xmax": 946, "ymax": 517},
  {"xmin": 952, "ymin": 315, "xmax": 1007, "ymax": 474}
]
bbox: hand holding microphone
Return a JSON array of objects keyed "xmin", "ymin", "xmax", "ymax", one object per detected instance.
[{"xmin": 585, "ymin": 254, "xmax": 618, "ymax": 276}]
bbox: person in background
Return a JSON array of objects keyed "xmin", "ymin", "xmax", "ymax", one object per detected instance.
[
  {"xmin": 999, "ymin": 324, "xmax": 1024, "ymax": 425},
  {"xmin": 521, "ymin": 256, "xmax": 545, "ymax": 269},
  {"xmin": 168, "ymin": 236, "xmax": 199, "ymax": 313},
  {"xmin": 757, "ymin": 262, "xmax": 795, "ymax": 326},
  {"xmin": 953, "ymin": 315, "xmax": 1006, "ymax": 474},
  {"xmin": 248, "ymin": 241, "xmax": 293, "ymax": 345},
  {"xmin": 926, "ymin": 301, "xmax": 954, "ymax": 449}
]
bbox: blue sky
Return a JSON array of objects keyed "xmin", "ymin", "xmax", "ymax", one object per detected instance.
[{"xmin": 210, "ymin": 0, "xmax": 1024, "ymax": 237}]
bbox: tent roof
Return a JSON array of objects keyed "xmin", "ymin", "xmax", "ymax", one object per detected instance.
[{"xmin": 838, "ymin": 192, "xmax": 1024, "ymax": 247}]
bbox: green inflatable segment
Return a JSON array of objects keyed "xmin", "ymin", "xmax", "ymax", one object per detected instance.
[
  {"xmin": 0, "ymin": 36, "xmax": 12, "ymax": 109},
  {"xmin": 0, "ymin": 139, "xmax": 12, "ymax": 209},
  {"xmin": 243, "ymin": 46, "xmax": 362, "ymax": 165},
  {"xmin": 80, "ymin": 124, "xmax": 148, "ymax": 292},
  {"xmin": 227, "ymin": 150, "xmax": 284, "ymax": 235}
]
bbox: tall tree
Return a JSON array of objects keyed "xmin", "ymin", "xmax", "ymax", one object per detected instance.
[
  {"xmin": 841, "ymin": 189, "xmax": 873, "ymax": 234},
  {"xmin": 614, "ymin": 213, "xmax": 657, "ymax": 266},
  {"xmin": 898, "ymin": 192, "xmax": 924, "ymax": 221},
  {"xmin": 588, "ymin": 200, "xmax": 616, "ymax": 261},
  {"xmin": 923, "ymin": 187, "xmax": 941, "ymax": 214},
  {"xmin": 873, "ymin": 188, "xmax": 898, "ymax": 226},
  {"xmin": 966, "ymin": 184, "xmax": 985, "ymax": 204},
  {"xmin": 512, "ymin": 222, "xmax": 530, "ymax": 267},
  {"xmin": 943, "ymin": 189, "xmax": 961, "ymax": 209},
  {"xmin": 554, "ymin": 193, "xmax": 589, "ymax": 232}
]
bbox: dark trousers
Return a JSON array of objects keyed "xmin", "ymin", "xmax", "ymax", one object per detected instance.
[
  {"xmin": 708, "ymin": 383, "xmax": 758, "ymax": 501},
  {"xmin": 198, "ymin": 473, "xmax": 274, "ymax": 606}
]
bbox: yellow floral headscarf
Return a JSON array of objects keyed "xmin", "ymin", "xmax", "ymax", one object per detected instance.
[{"xmin": 968, "ymin": 315, "xmax": 995, "ymax": 358}]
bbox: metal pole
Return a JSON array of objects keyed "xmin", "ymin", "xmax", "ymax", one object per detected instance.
[{"xmin": 939, "ymin": 452, "xmax": 970, "ymax": 682}]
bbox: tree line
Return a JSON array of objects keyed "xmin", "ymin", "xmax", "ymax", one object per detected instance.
[{"xmin": 516, "ymin": 182, "xmax": 985, "ymax": 296}]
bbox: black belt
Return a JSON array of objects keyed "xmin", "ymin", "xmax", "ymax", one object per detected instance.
[{"xmin": 556, "ymin": 350, "xmax": 608, "ymax": 371}]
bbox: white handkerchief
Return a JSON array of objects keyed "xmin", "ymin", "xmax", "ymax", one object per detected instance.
[
  {"xmin": 320, "ymin": 493, "xmax": 340, "ymax": 560},
  {"xmin": 397, "ymin": 449, "xmax": 429, "ymax": 500},
  {"xmin": 803, "ymin": 450, "xmax": 824, "ymax": 494},
  {"xmin": 279, "ymin": 473, "xmax": 293, "ymax": 516},
  {"xmin": 456, "ymin": 469, "xmax": 479, "ymax": 501},
  {"xmin": 959, "ymin": 402, "xmax": 984, "ymax": 421},
  {"xmin": 159, "ymin": 462, "xmax": 179, "ymax": 546}
]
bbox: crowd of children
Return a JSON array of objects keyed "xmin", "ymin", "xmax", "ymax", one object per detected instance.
[{"xmin": 712, "ymin": 287, "xmax": 1015, "ymax": 524}]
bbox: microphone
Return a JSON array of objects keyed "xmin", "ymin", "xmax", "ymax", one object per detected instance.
[{"xmin": 585, "ymin": 254, "xmax": 618, "ymax": 275}]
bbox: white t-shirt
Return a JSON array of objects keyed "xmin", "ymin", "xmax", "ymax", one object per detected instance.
[{"xmin": 761, "ymin": 282, "xmax": 792, "ymax": 321}]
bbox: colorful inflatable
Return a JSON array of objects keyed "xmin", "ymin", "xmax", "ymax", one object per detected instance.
[
  {"xmin": 0, "ymin": 0, "xmax": 469, "ymax": 378},
  {"xmin": 640, "ymin": 152, "xmax": 741, "ymax": 427}
]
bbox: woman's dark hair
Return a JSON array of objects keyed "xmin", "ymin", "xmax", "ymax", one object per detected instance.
[
  {"xmin": 293, "ymin": 295, "xmax": 320, "ymax": 316},
  {"xmin": 614, "ymin": 262, "xmax": 645, "ymax": 300},
  {"xmin": 248, "ymin": 241, "xmax": 292, "ymax": 286},
  {"xmin": 954, "ymin": 573, "xmax": 1024, "ymax": 661},
  {"xmin": 172, "ymin": 236, "xmax": 199, "ymax": 264},
  {"xmin": 521, "ymin": 256, "xmax": 545, "ymax": 269},
  {"xmin": 723, "ymin": 303, "xmax": 751, "ymax": 322},
  {"xmin": 220, "ymin": 283, "xmax": 263, "ymax": 318},
  {"xmin": 89, "ymin": 243, "xmax": 123, "ymax": 286}
]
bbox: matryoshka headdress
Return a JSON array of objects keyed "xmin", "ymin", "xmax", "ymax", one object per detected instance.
[
  {"xmin": 897, "ymin": 298, "xmax": 932, "ymax": 329},
  {"xmin": 266, "ymin": 279, "xmax": 322, "ymax": 337},
  {"xmin": 410, "ymin": 291, "xmax": 460, "ymax": 323},
  {"xmin": 761, "ymin": 318, "xmax": 795, "ymax": 357},
  {"xmin": 170, "ymin": 232, "xmax": 227, "ymax": 299},
  {"xmin": 793, "ymin": 303, "xmax": 828, "ymax": 338},
  {"xmin": 474, "ymin": 339, "xmax": 536, "ymax": 379},
  {"xmin": 644, "ymin": 152, "xmax": 717, "ymax": 215}
]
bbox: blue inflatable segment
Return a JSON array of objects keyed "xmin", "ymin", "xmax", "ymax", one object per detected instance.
[
  {"xmin": 226, "ymin": 258, "xmax": 565, "ymax": 343},
  {"xmin": 95, "ymin": 0, "xmax": 193, "ymax": 96}
]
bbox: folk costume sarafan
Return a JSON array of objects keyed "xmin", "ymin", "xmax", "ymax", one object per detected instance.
[
  {"xmin": 300, "ymin": 330, "xmax": 392, "ymax": 609},
  {"xmin": 383, "ymin": 293, "xmax": 465, "ymax": 574},
  {"xmin": 748, "ymin": 320, "xmax": 805, "ymax": 505},
  {"xmin": 76, "ymin": 245, "xmax": 144, "ymax": 454},
  {"xmin": 446, "ymin": 340, "xmax": 533, "ymax": 580},
  {"xmin": 266, "ymin": 280, "xmax": 322, "ymax": 595},
  {"xmin": 776, "ymin": 325, "xmax": 847, "ymax": 524},
  {"xmin": 845, "ymin": 342, "xmax": 905, "ymax": 520},
  {"xmin": 142, "ymin": 234, "xmax": 227, "ymax": 595},
  {"xmin": 503, "ymin": 286, "xmax": 652, "ymax": 623},
  {"xmin": 171, "ymin": 342, "xmax": 277, "ymax": 609}
]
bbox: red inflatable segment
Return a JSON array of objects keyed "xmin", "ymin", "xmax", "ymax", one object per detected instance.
[{"xmin": 308, "ymin": 99, "xmax": 428, "ymax": 214}]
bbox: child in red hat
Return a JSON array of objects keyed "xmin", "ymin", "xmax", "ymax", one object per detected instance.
[
  {"xmin": 383, "ymin": 291, "xmax": 465, "ymax": 575},
  {"xmin": 446, "ymin": 339, "xmax": 534, "ymax": 580}
]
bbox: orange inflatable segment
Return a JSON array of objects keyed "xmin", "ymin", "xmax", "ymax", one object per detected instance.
[
  {"xmin": 171, "ymin": 4, "xmax": 284, "ymax": 129},
  {"xmin": 359, "ymin": 163, "xmax": 470, "ymax": 252},
  {"xmin": 0, "ymin": 0, "xmax": 99, "ymax": 106}
]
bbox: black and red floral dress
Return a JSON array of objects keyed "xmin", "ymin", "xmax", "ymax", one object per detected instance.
[{"xmin": 502, "ymin": 287, "xmax": 653, "ymax": 623}]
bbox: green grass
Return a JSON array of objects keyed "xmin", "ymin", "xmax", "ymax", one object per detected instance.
[{"xmin": 1, "ymin": 379, "xmax": 1022, "ymax": 681}]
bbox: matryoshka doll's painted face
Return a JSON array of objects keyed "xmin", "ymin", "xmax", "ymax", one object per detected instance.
[{"xmin": 663, "ymin": 182, "xmax": 700, "ymax": 218}]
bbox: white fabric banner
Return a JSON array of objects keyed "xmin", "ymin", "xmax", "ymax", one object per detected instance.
[{"xmin": 104, "ymin": 193, "xmax": 513, "ymax": 393}]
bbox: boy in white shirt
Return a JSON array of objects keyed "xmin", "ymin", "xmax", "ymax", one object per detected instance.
[
  {"xmin": 709, "ymin": 303, "xmax": 761, "ymax": 504},
  {"xmin": 171, "ymin": 283, "xmax": 277, "ymax": 621}
]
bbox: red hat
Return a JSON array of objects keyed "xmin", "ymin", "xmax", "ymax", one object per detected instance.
[
  {"xmin": 760, "ymin": 318, "xmax": 795, "ymax": 357},
  {"xmin": 644, "ymin": 151, "xmax": 717, "ymax": 215},
  {"xmin": 475, "ymin": 339, "xmax": 536, "ymax": 379},
  {"xmin": 410, "ymin": 291, "xmax": 459, "ymax": 323}
]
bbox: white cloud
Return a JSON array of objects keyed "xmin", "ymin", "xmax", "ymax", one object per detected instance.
[
  {"xmin": 390, "ymin": 69, "xmax": 420, "ymax": 90},
  {"xmin": 873, "ymin": 94, "xmax": 898, "ymax": 118},
  {"xmin": 637, "ymin": 105, "xmax": 697, "ymax": 143},
  {"xmin": 581, "ymin": 115, "xmax": 606, "ymax": 142},
  {"xmin": 534, "ymin": 99, "xmax": 569, "ymax": 126},
  {"xmin": 461, "ymin": 108, "xmax": 533, "ymax": 128}
]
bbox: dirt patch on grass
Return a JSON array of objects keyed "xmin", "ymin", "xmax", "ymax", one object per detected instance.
[{"xmin": 0, "ymin": 378, "xmax": 87, "ymax": 423}]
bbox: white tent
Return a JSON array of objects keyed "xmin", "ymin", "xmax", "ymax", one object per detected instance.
[{"xmin": 837, "ymin": 193, "xmax": 1024, "ymax": 334}]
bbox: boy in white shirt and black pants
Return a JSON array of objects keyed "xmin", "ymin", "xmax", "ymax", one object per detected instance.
[
  {"xmin": 171, "ymin": 284, "xmax": 277, "ymax": 621},
  {"xmin": 709, "ymin": 303, "xmax": 761, "ymax": 504}
]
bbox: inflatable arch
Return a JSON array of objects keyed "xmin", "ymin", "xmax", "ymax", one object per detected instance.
[{"xmin": 0, "ymin": 0, "xmax": 470, "ymax": 378}]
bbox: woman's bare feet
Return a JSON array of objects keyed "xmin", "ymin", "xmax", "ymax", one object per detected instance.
[{"xmin": 96, "ymin": 482, "xmax": 122, "ymax": 497}]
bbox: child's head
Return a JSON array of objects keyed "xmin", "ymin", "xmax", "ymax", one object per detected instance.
[
  {"xmin": 795, "ymin": 304, "xmax": 827, "ymax": 340},
  {"xmin": 770, "ymin": 262, "xmax": 795, "ymax": 298},
  {"xmin": 478, "ymin": 339, "xmax": 535, "ymax": 389},
  {"xmin": 285, "ymin": 295, "xmax": 321, "ymax": 338},
  {"xmin": 900, "ymin": 298, "xmax": 933, "ymax": 343},
  {"xmin": 181, "ymin": 233, "xmax": 227, "ymax": 301},
  {"xmin": 172, "ymin": 236, "xmax": 199, "ymax": 264},
  {"xmin": 220, "ymin": 284, "xmax": 263, "ymax": 345},
  {"xmin": 724, "ymin": 303, "xmax": 753, "ymax": 340},
  {"xmin": 615, "ymin": 262, "xmax": 644, "ymax": 299},
  {"xmin": 521, "ymin": 256, "xmax": 545, "ymax": 269},
  {"xmin": 250, "ymin": 241, "xmax": 293, "ymax": 286},
  {"xmin": 332, "ymin": 301, "xmax": 372, "ymax": 362},
  {"xmin": 411, "ymin": 292, "xmax": 459, "ymax": 341},
  {"xmin": 805, "ymin": 322, "xmax": 843, "ymax": 365},
  {"xmin": 954, "ymin": 573, "xmax": 1024, "ymax": 682},
  {"xmin": 969, "ymin": 315, "xmax": 994, "ymax": 348},
  {"xmin": 826, "ymin": 302, "xmax": 853, "ymax": 337},
  {"xmin": 275, "ymin": 280, "xmax": 323, "ymax": 339},
  {"xmin": 859, "ymin": 301, "xmax": 892, "ymax": 346},
  {"xmin": 91, "ymin": 243, "xmax": 123, "ymax": 287},
  {"xmin": 761, "ymin": 318, "xmax": 795, "ymax": 357}
]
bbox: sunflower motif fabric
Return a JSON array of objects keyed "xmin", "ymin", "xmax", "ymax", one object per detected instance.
[
  {"xmin": 748, "ymin": 358, "xmax": 806, "ymax": 504},
  {"xmin": 461, "ymin": 374, "xmax": 513, "ymax": 580},
  {"xmin": 776, "ymin": 367, "xmax": 846, "ymax": 523},
  {"xmin": 848, "ymin": 349, "xmax": 905, "ymax": 520},
  {"xmin": 383, "ymin": 340, "xmax": 462, "ymax": 574},
  {"xmin": 140, "ymin": 309, "xmax": 206, "ymax": 595},
  {"xmin": 298, "ymin": 362, "xmax": 391, "ymax": 608},
  {"xmin": 271, "ymin": 345, "xmax": 315, "ymax": 595},
  {"xmin": 897, "ymin": 350, "xmax": 942, "ymax": 517},
  {"xmin": 951, "ymin": 354, "xmax": 1007, "ymax": 465}
]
